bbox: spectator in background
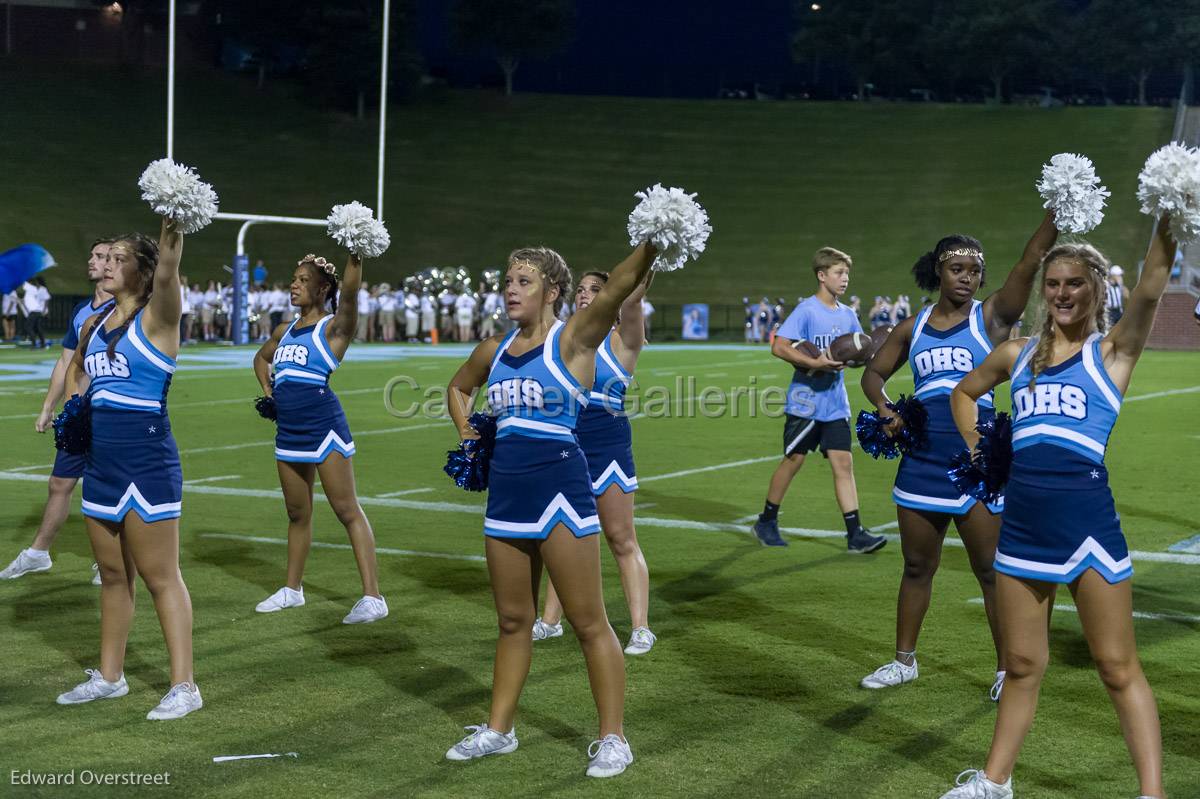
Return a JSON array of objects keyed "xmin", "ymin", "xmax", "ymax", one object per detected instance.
[
  {"xmin": 891, "ymin": 293, "xmax": 911, "ymax": 324},
  {"xmin": 848, "ymin": 294, "xmax": 861, "ymax": 318},
  {"xmin": 1170, "ymin": 249, "xmax": 1184, "ymax": 283},
  {"xmin": 356, "ymin": 283, "xmax": 371, "ymax": 341},
  {"xmin": 420, "ymin": 290, "xmax": 436, "ymax": 342},
  {"xmin": 868, "ymin": 296, "xmax": 891, "ymax": 330},
  {"xmin": 378, "ymin": 283, "xmax": 397, "ymax": 342},
  {"xmin": 268, "ymin": 281, "xmax": 289, "ymax": 330},
  {"xmin": 756, "ymin": 297, "xmax": 772, "ymax": 342},
  {"xmin": 201, "ymin": 280, "xmax": 219, "ymax": 341},
  {"xmin": 180, "ymin": 274, "xmax": 192, "ymax": 343},
  {"xmin": 438, "ymin": 287, "xmax": 457, "ymax": 340},
  {"xmin": 480, "ymin": 284, "xmax": 501, "ymax": 339},
  {"xmin": 642, "ymin": 294, "xmax": 655, "ymax": 342},
  {"xmin": 455, "ymin": 288, "xmax": 478, "ymax": 342},
  {"xmin": 403, "ymin": 285, "xmax": 420, "ymax": 341},
  {"xmin": 3, "ymin": 289, "xmax": 19, "ymax": 341},
  {"xmin": 920, "ymin": 295, "xmax": 933, "ymax": 309},
  {"xmin": 1106, "ymin": 265, "xmax": 1129, "ymax": 326},
  {"xmin": 22, "ymin": 278, "xmax": 50, "ymax": 348}
]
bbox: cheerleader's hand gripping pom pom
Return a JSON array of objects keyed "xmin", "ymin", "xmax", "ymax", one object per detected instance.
[
  {"xmin": 254, "ymin": 395, "xmax": 277, "ymax": 422},
  {"xmin": 327, "ymin": 202, "xmax": 391, "ymax": 259},
  {"xmin": 947, "ymin": 411, "xmax": 1013, "ymax": 505},
  {"xmin": 856, "ymin": 410, "xmax": 901, "ymax": 460},
  {"xmin": 443, "ymin": 413, "xmax": 498, "ymax": 492},
  {"xmin": 1037, "ymin": 153, "xmax": 1109, "ymax": 234},
  {"xmin": 138, "ymin": 158, "xmax": 219, "ymax": 234},
  {"xmin": 890, "ymin": 394, "xmax": 929, "ymax": 453},
  {"xmin": 53, "ymin": 394, "xmax": 91, "ymax": 455},
  {"xmin": 1136, "ymin": 142, "xmax": 1200, "ymax": 243},
  {"xmin": 627, "ymin": 184, "xmax": 712, "ymax": 272}
]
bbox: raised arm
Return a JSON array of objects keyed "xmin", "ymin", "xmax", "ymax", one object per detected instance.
[
  {"xmin": 144, "ymin": 217, "xmax": 183, "ymax": 346},
  {"xmin": 615, "ymin": 271, "xmax": 654, "ymax": 353},
  {"xmin": 447, "ymin": 337, "xmax": 501, "ymax": 440},
  {"xmin": 564, "ymin": 243, "xmax": 655, "ymax": 356},
  {"xmin": 327, "ymin": 254, "xmax": 363, "ymax": 358},
  {"xmin": 860, "ymin": 315, "xmax": 916, "ymax": 414},
  {"xmin": 253, "ymin": 322, "xmax": 290, "ymax": 396},
  {"xmin": 950, "ymin": 338, "xmax": 1022, "ymax": 449},
  {"xmin": 984, "ymin": 210, "xmax": 1058, "ymax": 337},
  {"xmin": 1104, "ymin": 215, "xmax": 1178, "ymax": 381}
]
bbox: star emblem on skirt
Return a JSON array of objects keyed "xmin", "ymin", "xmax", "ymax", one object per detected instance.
[
  {"xmin": 319, "ymin": 388, "xmax": 325, "ymax": 395},
  {"xmin": 560, "ymin": 449, "xmax": 571, "ymax": 459},
  {"xmin": 148, "ymin": 425, "xmax": 157, "ymax": 434},
  {"xmin": 1090, "ymin": 469, "xmax": 1100, "ymax": 479}
]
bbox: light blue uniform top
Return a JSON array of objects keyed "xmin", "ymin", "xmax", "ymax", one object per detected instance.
[
  {"xmin": 487, "ymin": 320, "xmax": 588, "ymax": 442},
  {"xmin": 909, "ymin": 299, "xmax": 994, "ymax": 411},
  {"xmin": 776, "ymin": 296, "xmax": 863, "ymax": 421},
  {"xmin": 84, "ymin": 308, "xmax": 176, "ymax": 413},
  {"xmin": 63, "ymin": 296, "xmax": 115, "ymax": 351},
  {"xmin": 272, "ymin": 314, "xmax": 340, "ymax": 387},
  {"xmin": 587, "ymin": 330, "xmax": 631, "ymax": 415}
]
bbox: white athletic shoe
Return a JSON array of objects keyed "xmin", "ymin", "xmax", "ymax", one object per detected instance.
[
  {"xmin": 445, "ymin": 724, "xmax": 518, "ymax": 761},
  {"xmin": 861, "ymin": 658, "xmax": 918, "ymax": 689},
  {"xmin": 624, "ymin": 627, "xmax": 656, "ymax": 656},
  {"xmin": 990, "ymin": 671, "xmax": 1006, "ymax": 702},
  {"xmin": 56, "ymin": 669, "xmax": 129, "ymax": 705},
  {"xmin": 255, "ymin": 586, "xmax": 305, "ymax": 613},
  {"xmin": 91, "ymin": 563, "xmax": 102, "ymax": 586},
  {"xmin": 586, "ymin": 734, "xmax": 634, "ymax": 778},
  {"xmin": 938, "ymin": 769, "xmax": 1013, "ymax": 798},
  {"xmin": 531, "ymin": 618, "xmax": 563, "ymax": 640},
  {"xmin": 343, "ymin": 595, "xmax": 388, "ymax": 624},
  {"xmin": 146, "ymin": 682, "xmax": 203, "ymax": 720},
  {"xmin": 0, "ymin": 548, "xmax": 52, "ymax": 580}
]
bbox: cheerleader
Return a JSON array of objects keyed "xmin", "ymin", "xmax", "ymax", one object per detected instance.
[
  {"xmin": 937, "ymin": 218, "xmax": 1176, "ymax": 799},
  {"xmin": 859, "ymin": 212, "xmax": 1057, "ymax": 699},
  {"xmin": 56, "ymin": 220, "xmax": 201, "ymax": 720},
  {"xmin": 534, "ymin": 270, "xmax": 655, "ymax": 655},
  {"xmin": 444, "ymin": 243, "xmax": 656, "ymax": 777},
  {"xmin": 252, "ymin": 252, "xmax": 386, "ymax": 624}
]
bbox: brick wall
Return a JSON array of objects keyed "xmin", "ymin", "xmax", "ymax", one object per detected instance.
[{"xmin": 1147, "ymin": 292, "xmax": 1200, "ymax": 350}]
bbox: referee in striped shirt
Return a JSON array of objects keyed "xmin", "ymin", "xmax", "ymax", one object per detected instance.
[{"xmin": 1106, "ymin": 265, "xmax": 1130, "ymax": 326}]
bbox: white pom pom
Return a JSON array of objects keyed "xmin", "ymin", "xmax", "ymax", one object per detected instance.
[
  {"xmin": 627, "ymin": 184, "xmax": 712, "ymax": 272},
  {"xmin": 326, "ymin": 201, "xmax": 391, "ymax": 259},
  {"xmin": 1137, "ymin": 142, "xmax": 1200, "ymax": 243},
  {"xmin": 1036, "ymin": 153, "xmax": 1109, "ymax": 234},
  {"xmin": 137, "ymin": 158, "xmax": 219, "ymax": 234}
]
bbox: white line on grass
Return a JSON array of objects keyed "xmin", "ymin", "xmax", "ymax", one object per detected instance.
[
  {"xmin": 183, "ymin": 475, "xmax": 242, "ymax": 485},
  {"xmin": 202, "ymin": 533, "xmax": 485, "ymax": 562},
  {"xmin": 212, "ymin": 753, "xmax": 299, "ymax": 763},
  {"xmin": 645, "ymin": 358, "xmax": 773, "ymax": 377},
  {"xmin": 180, "ymin": 421, "xmax": 445, "ymax": 455},
  {"xmin": 1125, "ymin": 385, "xmax": 1200, "ymax": 402},
  {"xmin": 967, "ymin": 597, "xmax": 1200, "ymax": 623},
  {"xmin": 171, "ymin": 386, "xmax": 383, "ymax": 410},
  {"xmin": 639, "ymin": 455, "xmax": 780, "ymax": 483},
  {"xmin": 5, "ymin": 464, "xmax": 53, "ymax": 472},
  {"xmin": 376, "ymin": 488, "xmax": 435, "ymax": 497}
]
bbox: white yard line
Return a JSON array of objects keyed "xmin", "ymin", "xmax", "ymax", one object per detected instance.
[
  {"xmin": 1124, "ymin": 385, "xmax": 1200, "ymax": 402},
  {"xmin": 638, "ymin": 455, "xmax": 780, "ymax": 483},
  {"xmin": 967, "ymin": 597, "xmax": 1200, "ymax": 623},
  {"xmin": 6, "ymin": 464, "xmax": 53, "ymax": 472},
  {"xmin": 183, "ymin": 475, "xmax": 242, "ymax": 485},
  {"xmin": 376, "ymin": 488, "xmax": 435, "ymax": 497},
  {"xmin": 202, "ymin": 532, "xmax": 485, "ymax": 562}
]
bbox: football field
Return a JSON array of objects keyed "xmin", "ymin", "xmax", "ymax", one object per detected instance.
[{"xmin": 1, "ymin": 343, "xmax": 1198, "ymax": 798}]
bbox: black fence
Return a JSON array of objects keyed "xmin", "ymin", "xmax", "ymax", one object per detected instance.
[{"xmin": 646, "ymin": 304, "xmax": 795, "ymax": 343}]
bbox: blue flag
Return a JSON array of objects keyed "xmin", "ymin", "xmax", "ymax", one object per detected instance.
[{"xmin": 0, "ymin": 244, "xmax": 56, "ymax": 294}]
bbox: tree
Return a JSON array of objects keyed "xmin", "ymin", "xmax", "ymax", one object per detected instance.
[
  {"xmin": 209, "ymin": 0, "xmax": 305, "ymax": 90},
  {"xmin": 1083, "ymin": 0, "xmax": 1172, "ymax": 104},
  {"xmin": 451, "ymin": 0, "xmax": 575, "ymax": 97},
  {"xmin": 935, "ymin": 0, "xmax": 1054, "ymax": 103}
]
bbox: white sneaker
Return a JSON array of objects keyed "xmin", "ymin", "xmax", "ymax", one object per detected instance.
[
  {"xmin": 624, "ymin": 627, "xmax": 656, "ymax": 656},
  {"xmin": 343, "ymin": 595, "xmax": 388, "ymax": 624},
  {"xmin": 445, "ymin": 724, "xmax": 518, "ymax": 761},
  {"xmin": 0, "ymin": 548, "xmax": 52, "ymax": 580},
  {"xmin": 57, "ymin": 669, "xmax": 129, "ymax": 705},
  {"xmin": 255, "ymin": 586, "xmax": 305, "ymax": 613},
  {"xmin": 532, "ymin": 618, "xmax": 563, "ymax": 640},
  {"xmin": 990, "ymin": 671, "xmax": 1006, "ymax": 702},
  {"xmin": 586, "ymin": 734, "xmax": 633, "ymax": 778},
  {"xmin": 91, "ymin": 563, "xmax": 102, "ymax": 586},
  {"xmin": 146, "ymin": 682, "xmax": 203, "ymax": 720},
  {"xmin": 938, "ymin": 769, "xmax": 1013, "ymax": 798},
  {"xmin": 861, "ymin": 658, "xmax": 918, "ymax": 689}
]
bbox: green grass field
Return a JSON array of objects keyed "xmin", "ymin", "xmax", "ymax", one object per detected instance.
[
  {"xmin": 0, "ymin": 342, "xmax": 1197, "ymax": 798},
  {"xmin": 1, "ymin": 60, "xmax": 1174, "ymax": 305}
]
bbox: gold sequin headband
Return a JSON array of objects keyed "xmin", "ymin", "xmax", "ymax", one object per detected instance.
[
  {"xmin": 938, "ymin": 248, "xmax": 985, "ymax": 264},
  {"xmin": 299, "ymin": 254, "xmax": 337, "ymax": 279}
]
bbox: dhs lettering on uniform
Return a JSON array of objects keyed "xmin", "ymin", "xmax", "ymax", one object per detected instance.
[
  {"xmin": 84, "ymin": 351, "xmax": 131, "ymax": 379},
  {"xmin": 273, "ymin": 343, "xmax": 310, "ymax": 367},
  {"xmin": 1013, "ymin": 383, "xmax": 1088, "ymax": 421},
  {"xmin": 488, "ymin": 377, "xmax": 546, "ymax": 410},
  {"xmin": 913, "ymin": 346, "xmax": 973, "ymax": 376}
]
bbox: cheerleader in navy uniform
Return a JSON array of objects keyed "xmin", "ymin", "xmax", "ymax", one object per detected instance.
[
  {"xmin": 859, "ymin": 212, "xmax": 1058, "ymax": 698},
  {"xmin": 252, "ymin": 252, "xmax": 386, "ymax": 624},
  {"xmin": 444, "ymin": 243, "xmax": 658, "ymax": 778},
  {"xmin": 56, "ymin": 220, "xmax": 201, "ymax": 720},
  {"xmin": 938, "ymin": 218, "xmax": 1177, "ymax": 799},
  {"xmin": 534, "ymin": 270, "xmax": 655, "ymax": 655}
]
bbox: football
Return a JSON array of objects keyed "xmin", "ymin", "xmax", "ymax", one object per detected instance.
[
  {"xmin": 867, "ymin": 325, "xmax": 893, "ymax": 360},
  {"xmin": 829, "ymin": 331, "xmax": 872, "ymax": 367},
  {"xmin": 792, "ymin": 339, "xmax": 822, "ymax": 377}
]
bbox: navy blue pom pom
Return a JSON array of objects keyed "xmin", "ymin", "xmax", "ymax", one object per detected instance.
[
  {"xmin": 255, "ymin": 395, "xmax": 277, "ymax": 421},
  {"xmin": 53, "ymin": 394, "xmax": 91, "ymax": 455},
  {"xmin": 855, "ymin": 394, "xmax": 928, "ymax": 459},
  {"xmin": 947, "ymin": 412, "xmax": 1013, "ymax": 504},
  {"xmin": 444, "ymin": 413, "xmax": 498, "ymax": 491},
  {"xmin": 856, "ymin": 409, "xmax": 901, "ymax": 459}
]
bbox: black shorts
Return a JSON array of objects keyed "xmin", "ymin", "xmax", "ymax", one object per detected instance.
[{"xmin": 783, "ymin": 415, "xmax": 851, "ymax": 458}]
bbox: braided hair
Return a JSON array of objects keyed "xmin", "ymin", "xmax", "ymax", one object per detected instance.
[
  {"xmin": 1027, "ymin": 243, "xmax": 1110, "ymax": 389},
  {"xmin": 911, "ymin": 234, "xmax": 986, "ymax": 292},
  {"xmin": 105, "ymin": 233, "xmax": 158, "ymax": 359}
]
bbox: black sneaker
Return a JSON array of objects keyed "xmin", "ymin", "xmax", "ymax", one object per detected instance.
[
  {"xmin": 753, "ymin": 518, "xmax": 788, "ymax": 547},
  {"xmin": 847, "ymin": 527, "xmax": 887, "ymax": 554}
]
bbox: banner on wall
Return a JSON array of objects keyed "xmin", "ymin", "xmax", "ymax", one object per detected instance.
[{"xmin": 681, "ymin": 303, "xmax": 709, "ymax": 340}]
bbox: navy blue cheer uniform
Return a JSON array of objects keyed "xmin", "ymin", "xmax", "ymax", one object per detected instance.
[
  {"xmin": 575, "ymin": 331, "xmax": 637, "ymax": 496},
  {"xmin": 483, "ymin": 321, "xmax": 599, "ymax": 540},
  {"xmin": 53, "ymin": 296, "xmax": 115, "ymax": 478},
  {"xmin": 894, "ymin": 300, "xmax": 1001, "ymax": 515},
  {"xmin": 80, "ymin": 308, "xmax": 182, "ymax": 523},
  {"xmin": 271, "ymin": 314, "xmax": 355, "ymax": 463},
  {"xmin": 995, "ymin": 333, "xmax": 1130, "ymax": 584}
]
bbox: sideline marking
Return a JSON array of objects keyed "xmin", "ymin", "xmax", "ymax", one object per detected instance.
[
  {"xmin": 967, "ymin": 597, "xmax": 1200, "ymax": 623},
  {"xmin": 202, "ymin": 533, "xmax": 484, "ymax": 562},
  {"xmin": 183, "ymin": 475, "xmax": 242, "ymax": 485},
  {"xmin": 376, "ymin": 488, "xmax": 435, "ymax": 497}
]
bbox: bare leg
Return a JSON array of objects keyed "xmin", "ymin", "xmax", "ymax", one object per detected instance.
[
  {"xmin": 317, "ymin": 452, "xmax": 380, "ymax": 597},
  {"xmin": 955, "ymin": 502, "xmax": 1005, "ymax": 670},
  {"xmin": 485, "ymin": 536, "xmax": 541, "ymax": 733},
  {"xmin": 892, "ymin": 506, "xmax": 950, "ymax": 664},
  {"xmin": 87, "ymin": 517, "xmax": 136, "ymax": 683},
  {"xmin": 983, "ymin": 574, "xmax": 1055, "ymax": 783},
  {"xmin": 124, "ymin": 514, "xmax": 194, "ymax": 686},
  {"xmin": 765, "ymin": 452, "xmax": 805, "ymax": 505},
  {"xmin": 826, "ymin": 450, "xmax": 859, "ymax": 514},
  {"xmin": 276, "ymin": 460, "xmax": 315, "ymax": 590},
  {"xmin": 541, "ymin": 527, "xmax": 625, "ymax": 737},
  {"xmin": 542, "ymin": 577, "xmax": 565, "ymax": 627},
  {"xmin": 1070, "ymin": 571, "xmax": 1164, "ymax": 798},
  {"xmin": 598, "ymin": 486, "xmax": 649, "ymax": 629},
  {"xmin": 30, "ymin": 476, "xmax": 79, "ymax": 551}
]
